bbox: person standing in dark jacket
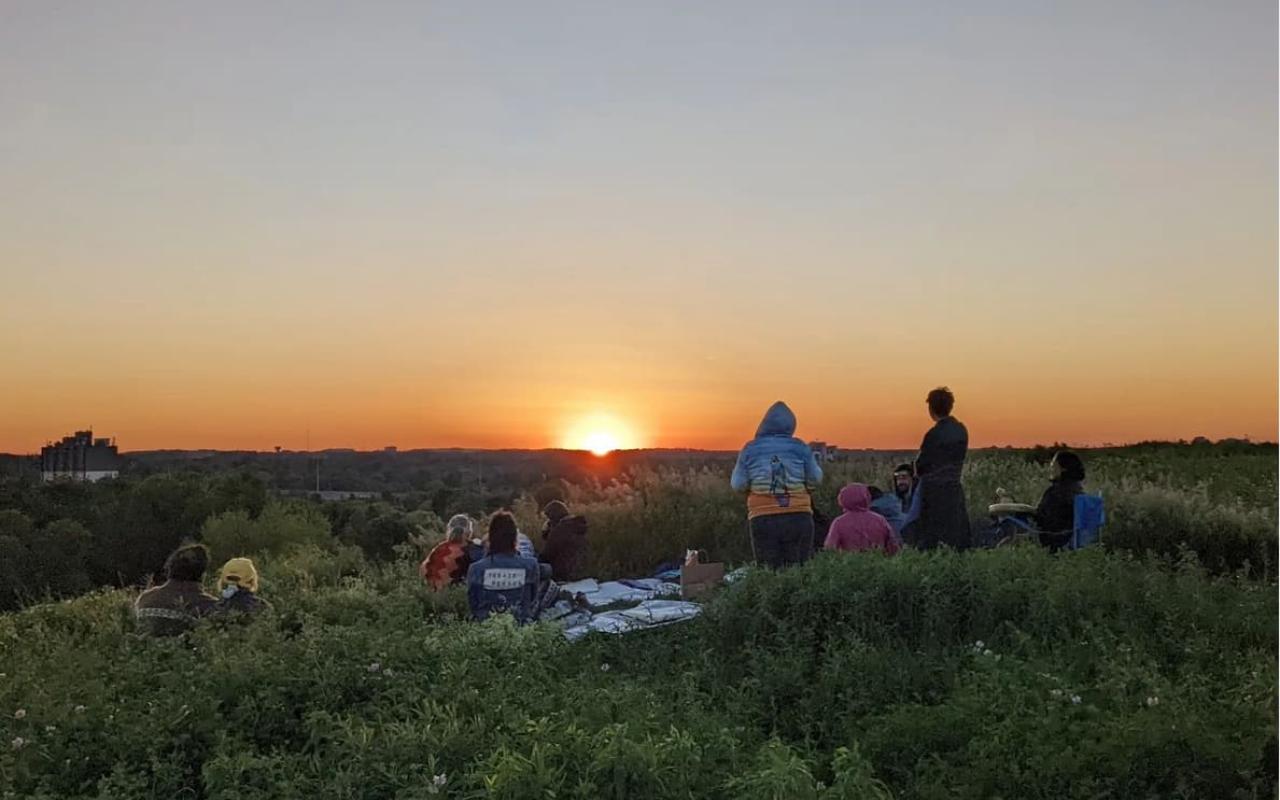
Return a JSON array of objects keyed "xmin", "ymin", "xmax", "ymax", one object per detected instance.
[
  {"xmin": 914, "ymin": 387, "xmax": 971, "ymax": 550},
  {"xmin": 1035, "ymin": 450, "xmax": 1086, "ymax": 552}
]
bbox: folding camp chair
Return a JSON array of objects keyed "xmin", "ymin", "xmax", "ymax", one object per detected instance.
[{"xmin": 1067, "ymin": 493, "xmax": 1105, "ymax": 550}]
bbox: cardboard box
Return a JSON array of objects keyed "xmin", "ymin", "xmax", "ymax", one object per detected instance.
[{"xmin": 680, "ymin": 561, "xmax": 725, "ymax": 600}]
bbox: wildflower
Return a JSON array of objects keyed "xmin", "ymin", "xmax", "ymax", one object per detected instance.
[
  {"xmin": 427, "ymin": 773, "xmax": 448, "ymax": 794},
  {"xmin": 368, "ymin": 662, "xmax": 382, "ymax": 673},
  {"xmin": 44, "ymin": 725, "xmax": 56, "ymax": 733},
  {"xmin": 1146, "ymin": 696, "xmax": 1159, "ymax": 707},
  {"xmin": 384, "ymin": 668, "xmax": 396, "ymax": 678},
  {"xmin": 601, "ymin": 663, "xmax": 611, "ymax": 672},
  {"xmin": 10, "ymin": 737, "xmax": 25, "ymax": 750},
  {"xmin": 74, "ymin": 705, "xmax": 86, "ymax": 714},
  {"xmin": 12, "ymin": 709, "xmax": 25, "ymax": 720},
  {"xmin": 982, "ymin": 649, "xmax": 993, "ymax": 657},
  {"xmin": 973, "ymin": 640, "xmax": 985, "ymax": 650},
  {"xmin": 1049, "ymin": 689, "xmax": 1063, "ymax": 699},
  {"xmin": 1071, "ymin": 695, "xmax": 1082, "ymax": 705}
]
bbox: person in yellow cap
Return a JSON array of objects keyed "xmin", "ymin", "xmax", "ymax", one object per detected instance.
[{"xmin": 214, "ymin": 557, "xmax": 271, "ymax": 617}]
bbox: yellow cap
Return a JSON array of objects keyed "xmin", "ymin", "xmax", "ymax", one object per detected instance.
[{"xmin": 218, "ymin": 557, "xmax": 259, "ymax": 593}]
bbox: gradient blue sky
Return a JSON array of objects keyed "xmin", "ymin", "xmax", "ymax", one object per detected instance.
[{"xmin": 1, "ymin": 1, "xmax": 1275, "ymax": 451}]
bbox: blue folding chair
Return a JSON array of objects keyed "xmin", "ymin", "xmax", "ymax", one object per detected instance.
[{"xmin": 1068, "ymin": 493, "xmax": 1105, "ymax": 550}]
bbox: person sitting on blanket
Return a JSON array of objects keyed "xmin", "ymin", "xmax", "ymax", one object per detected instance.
[
  {"xmin": 824, "ymin": 483, "xmax": 900, "ymax": 556},
  {"xmin": 467, "ymin": 512, "xmax": 541, "ymax": 623},
  {"xmin": 420, "ymin": 514, "xmax": 475, "ymax": 591},
  {"xmin": 539, "ymin": 500, "xmax": 589, "ymax": 581}
]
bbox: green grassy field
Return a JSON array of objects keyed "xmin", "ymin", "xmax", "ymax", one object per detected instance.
[{"xmin": 1, "ymin": 447, "xmax": 1276, "ymax": 798}]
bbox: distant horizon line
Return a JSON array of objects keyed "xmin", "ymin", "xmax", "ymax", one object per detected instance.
[{"xmin": 3, "ymin": 437, "xmax": 1274, "ymax": 459}]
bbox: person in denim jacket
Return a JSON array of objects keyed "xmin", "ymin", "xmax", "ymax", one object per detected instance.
[{"xmin": 466, "ymin": 512, "xmax": 540, "ymax": 623}]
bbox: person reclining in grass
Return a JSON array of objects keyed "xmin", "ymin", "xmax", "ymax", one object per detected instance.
[
  {"xmin": 215, "ymin": 557, "xmax": 272, "ymax": 617},
  {"xmin": 467, "ymin": 512, "xmax": 541, "ymax": 624},
  {"xmin": 134, "ymin": 544, "xmax": 219, "ymax": 637},
  {"xmin": 420, "ymin": 514, "xmax": 475, "ymax": 591},
  {"xmin": 824, "ymin": 484, "xmax": 900, "ymax": 555}
]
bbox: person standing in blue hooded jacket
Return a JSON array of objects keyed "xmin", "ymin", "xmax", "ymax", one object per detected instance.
[{"xmin": 730, "ymin": 401, "xmax": 824, "ymax": 568}]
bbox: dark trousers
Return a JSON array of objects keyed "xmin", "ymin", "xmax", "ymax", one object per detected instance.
[{"xmin": 750, "ymin": 512, "xmax": 815, "ymax": 569}]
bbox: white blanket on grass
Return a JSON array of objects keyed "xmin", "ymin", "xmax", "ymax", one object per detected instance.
[{"xmin": 562, "ymin": 600, "xmax": 702, "ymax": 642}]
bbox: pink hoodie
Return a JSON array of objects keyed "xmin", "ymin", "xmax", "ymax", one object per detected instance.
[{"xmin": 824, "ymin": 484, "xmax": 900, "ymax": 555}]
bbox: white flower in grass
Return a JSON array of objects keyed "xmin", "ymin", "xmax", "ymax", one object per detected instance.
[
  {"xmin": 10, "ymin": 737, "xmax": 25, "ymax": 750},
  {"xmin": 1049, "ymin": 689, "xmax": 1063, "ymax": 699},
  {"xmin": 601, "ymin": 663, "xmax": 611, "ymax": 672},
  {"xmin": 384, "ymin": 668, "xmax": 396, "ymax": 678},
  {"xmin": 74, "ymin": 705, "xmax": 86, "ymax": 714},
  {"xmin": 982, "ymin": 649, "xmax": 993, "ymax": 657},
  {"xmin": 1071, "ymin": 695, "xmax": 1082, "ymax": 705},
  {"xmin": 427, "ymin": 773, "xmax": 448, "ymax": 794},
  {"xmin": 367, "ymin": 662, "xmax": 382, "ymax": 673},
  {"xmin": 1146, "ymin": 696, "xmax": 1159, "ymax": 707},
  {"xmin": 44, "ymin": 725, "xmax": 56, "ymax": 733},
  {"xmin": 12, "ymin": 709, "xmax": 25, "ymax": 720}
]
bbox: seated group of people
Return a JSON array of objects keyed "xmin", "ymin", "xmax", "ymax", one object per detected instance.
[
  {"xmin": 420, "ymin": 501, "xmax": 589, "ymax": 623},
  {"xmin": 133, "ymin": 546, "xmax": 271, "ymax": 636}
]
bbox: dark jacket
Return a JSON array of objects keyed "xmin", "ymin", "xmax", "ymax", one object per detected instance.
[
  {"xmin": 916, "ymin": 416, "xmax": 968, "ymax": 483},
  {"xmin": 539, "ymin": 515, "xmax": 588, "ymax": 582},
  {"xmin": 215, "ymin": 586, "xmax": 272, "ymax": 617},
  {"xmin": 134, "ymin": 580, "xmax": 218, "ymax": 637},
  {"xmin": 1036, "ymin": 478, "xmax": 1084, "ymax": 536},
  {"xmin": 914, "ymin": 416, "xmax": 971, "ymax": 550}
]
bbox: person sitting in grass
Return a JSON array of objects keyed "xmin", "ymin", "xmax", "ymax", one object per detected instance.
[
  {"xmin": 467, "ymin": 512, "xmax": 541, "ymax": 624},
  {"xmin": 420, "ymin": 514, "xmax": 474, "ymax": 591},
  {"xmin": 868, "ymin": 485, "xmax": 907, "ymax": 538},
  {"xmin": 824, "ymin": 484, "xmax": 900, "ymax": 555},
  {"xmin": 134, "ymin": 544, "xmax": 219, "ymax": 636},
  {"xmin": 1034, "ymin": 450, "xmax": 1087, "ymax": 552},
  {"xmin": 215, "ymin": 557, "xmax": 272, "ymax": 616},
  {"xmin": 539, "ymin": 500, "xmax": 589, "ymax": 581}
]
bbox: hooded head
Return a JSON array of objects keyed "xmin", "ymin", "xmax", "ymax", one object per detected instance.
[
  {"xmin": 218, "ymin": 557, "xmax": 259, "ymax": 593},
  {"xmin": 542, "ymin": 500, "xmax": 569, "ymax": 524},
  {"xmin": 838, "ymin": 483, "xmax": 871, "ymax": 512},
  {"xmin": 755, "ymin": 401, "xmax": 797, "ymax": 438}
]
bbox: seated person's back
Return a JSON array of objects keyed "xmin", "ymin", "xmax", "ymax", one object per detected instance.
[
  {"xmin": 867, "ymin": 485, "xmax": 906, "ymax": 536},
  {"xmin": 538, "ymin": 501, "xmax": 589, "ymax": 581},
  {"xmin": 824, "ymin": 484, "xmax": 900, "ymax": 555},
  {"xmin": 421, "ymin": 514, "xmax": 475, "ymax": 591},
  {"xmin": 214, "ymin": 557, "xmax": 272, "ymax": 617},
  {"xmin": 134, "ymin": 544, "xmax": 219, "ymax": 636},
  {"xmin": 467, "ymin": 512, "xmax": 539, "ymax": 623}
]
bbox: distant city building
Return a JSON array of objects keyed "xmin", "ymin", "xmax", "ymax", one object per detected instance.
[
  {"xmin": 41, "ymin": 430, "xmax": 121, "ymax": 482},
  {"xmin": 809, "ymin": 441, "xmax": 842, "ymax": 463}
]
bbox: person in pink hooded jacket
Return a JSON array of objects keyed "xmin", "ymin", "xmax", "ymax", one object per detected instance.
[{"xmin": 824, "ymin": 483, "xmax": 900, "ymax": 555}]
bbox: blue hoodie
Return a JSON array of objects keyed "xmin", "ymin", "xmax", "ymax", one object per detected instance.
[{"xmin": 730, "ymin": 402, "xmax": 823, "ymax": 519}]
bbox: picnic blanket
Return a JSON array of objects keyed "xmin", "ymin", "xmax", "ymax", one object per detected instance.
[
  {"xmin": 562, "ymin": 599, "xmax": 702, "ymax": 642},
  {"xmin": 548, "ymin": 575, "xmax": 700, "ymax": 641}
]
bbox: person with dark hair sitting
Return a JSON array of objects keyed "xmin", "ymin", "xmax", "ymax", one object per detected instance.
[
  {"xmin": 538, "ymin": 500, "xmax": 588, "ymax": 581},
  {"xmin": 913, "ymin": 387, "xmax": 971, "ymax": 550},
  {"xmin": 134, "ymin": 544, "xmax": 219, "ymax": 636},
  {"xmin": 891, "ymin": 463, "xmax": 914, "ymax": 511},
  {"xmin": 466, "ymin": 512, "xmax": 541, "ymax": 624},
  {"xmin": 867, "ymin": 485, "xmax": 906, "ymax": 539},
  {"xmin": 1035, "ymin": 450, "xmax": 1087, "ymax": 552}
]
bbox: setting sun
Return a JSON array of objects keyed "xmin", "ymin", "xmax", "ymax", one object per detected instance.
[
  {"xmin": 564, "ymin": 413, "xmax": 641, "ymax": 456},
  {"xmin": 582, "ymin": 431, "xmax": 620, "ymax": 456}
]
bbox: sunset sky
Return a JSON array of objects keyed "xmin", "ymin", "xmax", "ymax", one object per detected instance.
[{"xmin": 1, "ymin": 1, "xmax": 1276, "ymax": 453}]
